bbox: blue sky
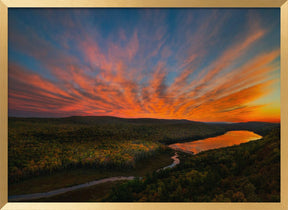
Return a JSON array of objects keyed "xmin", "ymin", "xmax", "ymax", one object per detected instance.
[{"xmin": 8, "ymin": 8, "xmax": 280, "ymax": 122}]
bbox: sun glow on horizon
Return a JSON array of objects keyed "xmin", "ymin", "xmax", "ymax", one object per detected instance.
[{"xmin": 8, "ymin": 8, "xmax": 280, "ymax": 123}]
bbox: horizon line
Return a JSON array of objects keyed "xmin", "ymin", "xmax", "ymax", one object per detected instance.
[{"xmin": 8, "ymin": 115, "xmax": 280, "ymax": 124}]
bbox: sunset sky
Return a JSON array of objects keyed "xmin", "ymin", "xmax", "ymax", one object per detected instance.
[{"xmin": 8, "ymin": 9, "xmax": 280, "ymax": 122}]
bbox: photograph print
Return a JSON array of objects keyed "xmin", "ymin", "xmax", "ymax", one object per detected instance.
[{"xmin": 8, "ymin": 8, "xmax": 280, "ymax": 202}]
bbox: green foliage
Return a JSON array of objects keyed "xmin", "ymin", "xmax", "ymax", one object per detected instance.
[
  {"xmin": 8, "ymin": 116, "xmax": 280, "ymax": 202},
  {"xmin": 107, "ymin": 128, "xmax": 280, "ymax": 202},
  {"xmin": 8, "ymin": 116, "xmax": 227, "ymax": 183},
  {"xmin": 9, "ymin": 116, "xmax": 227, "ymax": 144}
]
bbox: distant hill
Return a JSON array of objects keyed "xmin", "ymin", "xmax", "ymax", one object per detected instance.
[
  {"xmin": 9, "ymin": 116, "xmax": 225, "ymax": 144},
  {"xmin": 65, "ymin": 116, "xmax": 196, "ymax": 125},
  {"xmin": 215, "ymin": 121, "xmax": 280, "ymax": 136},
  {"xmin": 9, "ymin": 116, "xmax": 197, "ymax": 125},
  {"xmin": 8, "ymin": 116, "xmax": 280, "ymax": 188},
  {"xmin": 9, "ymin": 116, "xmax": 279, "ymax": 144},
  {"xmin": 9, "ymin": 116, "xmax": 279, "ymax": 126}
]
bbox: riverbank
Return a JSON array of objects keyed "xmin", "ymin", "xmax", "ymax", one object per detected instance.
[
  {"xmin": 9, "ymin": 176, "xmax": 135, "ymax": 201},
  {"xmin": 9, "ymin": 152, "xmax": 180, "ymax": 201},
  {"xmin": 105, "ymin": 128, "xmax": 280, "ymax": 202},
  {"xmin": 166, "ymin": 130, "xmax": 264, "ymax": 157},
  {"xmin": 169, "ymin": 130, "xmax": 262, "ymax": 155},
  {"xmin": 160, "ymin": 130, "xmax": 227, "ymax": 145}
]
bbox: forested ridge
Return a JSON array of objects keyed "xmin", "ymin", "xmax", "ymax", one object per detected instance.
[
  {"xmin": 8, "ymin": 116, "xmax": 280, "ymax": 202},
  {"xmin": 8, "ymin": 116, "xmax": 225, "ymax": 183},
  {"xmin": 107, "ymin": 128, "xmax": 280, "ymax": 202}
]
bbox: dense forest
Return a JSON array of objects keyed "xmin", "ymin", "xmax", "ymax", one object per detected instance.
[
  {"xmin": 107, "ymin": 128, "xmax": 280, "ymax": 202},
  {"xmin": 8, "ymin": 116, "xmax": 280, "ymax": 202},
  {"xmin": 8, "ymin": 116, "xmax": 228, "ymax": 183}
]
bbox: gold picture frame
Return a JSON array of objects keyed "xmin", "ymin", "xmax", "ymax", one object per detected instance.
[{"xmin": 0, "ymin": 0, "xmax": 287, "ymax": 209}]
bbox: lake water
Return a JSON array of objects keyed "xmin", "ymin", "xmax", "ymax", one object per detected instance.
[{"xmin": 168, "ymin": 130, "xmax": 262, "ymax": 154}]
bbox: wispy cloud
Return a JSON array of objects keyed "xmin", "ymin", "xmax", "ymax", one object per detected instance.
[{"xmin": 8, "ymin": 9, "xmax": 280, "ymax": 122}]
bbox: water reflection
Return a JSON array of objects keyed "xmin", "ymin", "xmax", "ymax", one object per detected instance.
[{"xmin": 169, "ymin": 130, "xmax": 262, "ymax": 154}]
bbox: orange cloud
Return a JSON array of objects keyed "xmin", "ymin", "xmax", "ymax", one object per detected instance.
[{"xmin": 8, "ymin": 10, "xmax": 280, "ymax": 122}]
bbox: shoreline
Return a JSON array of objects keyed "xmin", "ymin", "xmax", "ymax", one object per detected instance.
[{"xmin": 9, "ymin": 152, "xmax": 180, "ymax": 202}]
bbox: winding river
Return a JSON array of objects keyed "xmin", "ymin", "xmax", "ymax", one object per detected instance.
[
  {"xmin": 9, "ymin": 130, "xmax": 262, "ymax": 201},
  {"xmin": 9, "ymin": 153, "xmax": 180, "ymax": 201}
]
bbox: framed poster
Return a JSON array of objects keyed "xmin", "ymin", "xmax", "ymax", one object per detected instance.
[{"xmin": 0, "ymin": 0, "xmax": 287, "ymax": 210}]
